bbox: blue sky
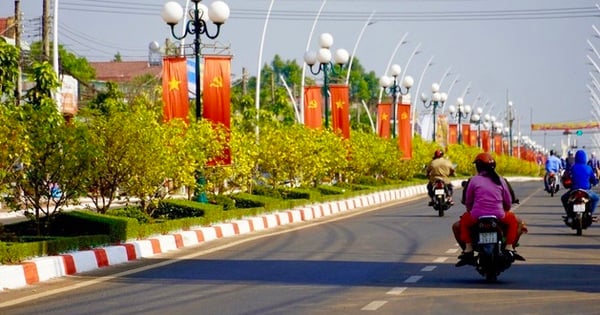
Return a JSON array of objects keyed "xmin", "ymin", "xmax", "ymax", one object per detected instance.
[{"xmin": 3, "ymin": 0, "xmax": 600, "ymax": 152}]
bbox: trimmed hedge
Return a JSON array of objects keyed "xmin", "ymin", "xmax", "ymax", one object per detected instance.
[{"xmin": 0, "ymin": 235, "xmax": 110, "ymax": 264}]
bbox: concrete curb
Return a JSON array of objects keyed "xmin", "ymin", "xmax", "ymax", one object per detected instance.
[{"xmin": 1, "ymin": 178, "xmax": 536, "ymax": 291}]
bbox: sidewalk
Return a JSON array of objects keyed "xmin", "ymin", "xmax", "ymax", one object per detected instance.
[{"xmin": 0, "ymin": 178, "xmax": 536, "ymax": 292}]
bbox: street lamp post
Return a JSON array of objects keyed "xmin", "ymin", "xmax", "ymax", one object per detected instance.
[
  {"xmin": 470, "ymin": 107, "xmax": 483, "ymax": 147},
  {"xmin": 379, "ymin": 64, "xmax": 414, "ymax": 138},
  {"xmin": 304, "ymin": 33, "xmax": 349, "ymax": 129},
  {"xmin": 421, "ymin": 83, "xmax": 448, "ymax": 142},
  {"xmin": 161, "ymin": 0, "xmax": 230, "ymax": 121},
  {"xmin": 507, "ymin": 101, "xmax": 515, "ymax": 156},
  {"xmin": 448, "ymin": 97, "xmax": 471, "ymax": 144}
]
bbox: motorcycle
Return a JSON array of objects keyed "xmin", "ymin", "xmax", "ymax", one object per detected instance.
[
  {"xmin": 545, "ymin": 172, "xmax": 560, "ymax": 197},
  {"xmin": 469, "ymin": 215, "xmax": 516, "ymax": 282},
  {"xmin": 564, "ymin": 189, "xmax": 596, "ymax": 236},
  {"xmin": 431, "ymin": 179, "xmax": 453, "ymax": 217}
]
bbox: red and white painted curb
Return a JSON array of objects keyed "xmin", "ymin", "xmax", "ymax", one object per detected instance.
[{"xmin": 1, "ymin": 181, "xmax": 469, "ymax": 291}]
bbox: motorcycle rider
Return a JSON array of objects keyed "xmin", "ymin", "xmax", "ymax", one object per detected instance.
[
  {"xmin": 456, "ymin": 152, "xmax": 524, "ymax": 267},
  {"xmin": 587, "ymin": 152, "xmax": 600, "ymax": 178},
  {"xmin": 560, "ymin": 150, "xmax": 599, "ymax": 219},
  {"xmin": 564, "ymin": 150, "xmax": 575, "ymax": 172},
  {"xmin": 451, "ymin": 176, "xmax": 527, "ymax": 251},
  {"xmin": 426, "ymin": 149, "xmax": 455, "ymax": 206},
  {"xmin": 544, "ymin": 149, "xmax": 562, "ymax": 192}
]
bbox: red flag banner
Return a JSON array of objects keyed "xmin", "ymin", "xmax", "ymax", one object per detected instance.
[
  {"xmin": 304, "ymin": 86, "xmax": 322, "ymax": 129},
  {"xmin": 448, "ymin": 124, "xmax": 458, "ymax": 144},
  {"xmin": 330, "ymin": 84, "xmax": 350, "ymax": 138},
  {"xmin": 398, "ymin": 103, "xmax": 412, "ymax": 159},
  {"xmin": 461, "ymin": 124, "xmax": 471, "ymax": 145},
  {"xmin": 481, "ymin": 130, "xmax": 490, "ymax": 152},
  {"xmin": 494, "ymin": 134, "xmax": 503, "ymax": 153},
  {"xmin": 469, "ymin": 130, "xmax": 477, "ymax": 147},
  {"xmin": 162, "ymin": 56, "xmax": 190, "ymax": 122},
  {"xmin": 377, "ymin": 103, "xmax": 391, "ymax": 138},
  {"xmin": 203, "ymin": 55, "xmax": 232, "ymax": 165}
]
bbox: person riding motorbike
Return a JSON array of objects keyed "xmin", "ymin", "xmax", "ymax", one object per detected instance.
[
  {"xmin": 456, "ymin": 152, "xmax": 524, "ymax": 267},
  {"xmin": 426, "ymin": 149, "xmax": 455, "ymax": 206},
  {"xmin": 544, "ymin": 149, "xmax": 563, "ymax": 192},
  {"xmin": 560, "ymin": 150, "xmax": 599, "ymax": 219},
  {"xmin": 587, "ymin": 152, "xmax": 600, "ymax": 179},
  {"xmin": 451, "ymin": 176, "xmax": 527, "ymax": 251},
  {"xmin": 563, "ymin": 150, "xmax": 575, "ymax": 172}
]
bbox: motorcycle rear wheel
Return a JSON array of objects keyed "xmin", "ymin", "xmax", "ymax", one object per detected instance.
[{"xmin": 436, "ymin": 195, "xmax": 445, "ymax": 217}]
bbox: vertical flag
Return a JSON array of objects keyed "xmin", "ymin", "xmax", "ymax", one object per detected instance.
[
  {"xmin": 162, "ymin": 56, "xmax": 190, "ymax": 122},
  {"xmin": 398, "ymin": 103, "xmax": 412, "ymax": 159},
  {"xmin": 330, "ymin": 84, "xmax": 350, "ymax": 138},
  {"xmin": 304, "ymin": 86, "xmax": 323, "ymax": 129},
  {"xmin": 203, "ymin": 55, "xmax": 232, "ymax": 165},
  {"xmin": 377, "ymin": 103, "xmax": 391, "ymax": 138},
  {"xmin": 494, "ymin": 134, "xmax": 503, "ymax": 153},
  {"xmin": 462, "ymin": 124, "xmax": 471, "ymax": 145},
  {"xmin": 469, "ymin": 130, "xmax": 477, "ymax": 147},
  {"xmin": 481, "ymin": 130, "xmax": 490, "ymax": 152},
  {"xmin": 436, "ymin": 114, "xmax": 448, "ymax": 147},
  {"xmin": 448, "ymin": 123, "xmax": 458, "ymax": 144}
]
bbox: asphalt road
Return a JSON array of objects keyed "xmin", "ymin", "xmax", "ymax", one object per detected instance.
[{"xmin": 1, "ymin": 181, "xmax": 599, "ymax": 315}]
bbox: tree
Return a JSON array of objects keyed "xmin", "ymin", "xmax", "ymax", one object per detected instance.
[
  {"xmin": 28, "ymin": 41, "xmax": 96, "ymax": 84},
  {"xmin": 0, "ymin": 39, "xmax": 20, "ymax": 102},
  {"xmin": 13, "ymin": 61, "xmax": 93, "ymax": 235}
]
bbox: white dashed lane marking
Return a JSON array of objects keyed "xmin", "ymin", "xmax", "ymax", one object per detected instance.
[
  {"xmin": 386, "ymin": 287, "xmax": 407, "ymax": 295},
  {"xmin": 446, "ymin": 248, "xmax": 460, "ymax": 254},
  {"xmin": 361, "ymin": 301, "xmax": 388, "ymax": 311},
  {"xmin": 404, "ymin": 275, "xmax": 423, "ymax": 283},
  {"xmin": 433, "ymin": 257, "xmax": 448, "ymax": 263},
  {"xmin": 421, "ymin": 265, "xmax": 436, "ymax": 272}
]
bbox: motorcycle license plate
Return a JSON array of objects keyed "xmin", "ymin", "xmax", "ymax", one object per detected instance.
[
  {"xmin": 478, "ymin": 232, "xmax": 497, "ymax": 244},
  {"xmin": 434, "ymin": 189, "xmax": 445, "ymax": 195},
  {"xmin": 574, "ymin": 204, "xmax": 586, "ymax": 213}
]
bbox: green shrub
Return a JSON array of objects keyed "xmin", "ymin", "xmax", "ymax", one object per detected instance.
[
  {"xmin": 106, "ymin": 206, "xmax": 152, "ymax": 224},
  {"xmin": 208, "ymin": 194, "xmax": 236, "ymax": 210},
  {"xmin": 317, "ymin": 185, "xmax": 345, "ymax": 195}
]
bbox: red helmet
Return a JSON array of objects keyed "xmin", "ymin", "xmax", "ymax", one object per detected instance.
[
  {"xmin": 433, "ymin": 149, "xmax": 444, "ymax": 159},
  {"xmin": 474, "ymin": 152, "xmax": 496, "ymax": 169}
]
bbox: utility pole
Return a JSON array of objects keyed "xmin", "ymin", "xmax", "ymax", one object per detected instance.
[
  {"xmin": 241, "ymin": 67, "xmax": 248, "ymax": 95},
  {"xmin": 14, "ymin": 0, "xmax": 22, "ymax": 104},
  {"xmin": 42, "ymin": 0, "xmax": 50, "ymax": 61}
]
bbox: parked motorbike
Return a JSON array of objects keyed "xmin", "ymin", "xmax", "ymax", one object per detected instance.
[
  {"xmin": 468, "ymin": 215, "xmax": 517, "ymax": 282},
  {"xmin": 564, "ymin": 189, "xmax": 596, "ymax": 236},
  {"xmin": 431, "ymin": 179, "xmax": 453, "ymax": 217},
  {"xmin": 545, "ymin": 172, "xmax": 560, "ymax": 197}
]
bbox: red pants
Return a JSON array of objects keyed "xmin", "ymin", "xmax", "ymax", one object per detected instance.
[{"xmin": 459, "ymin": 211, "xmax": 519, "ymax": 246}]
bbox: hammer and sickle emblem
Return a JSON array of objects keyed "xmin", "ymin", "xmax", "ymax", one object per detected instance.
[
  {"xmin": 210, "ymin": 76, "xmax": 223, "ymax": 88},
  {"xmin": 308, "ymin": 100, "xmax": 318, "ymax": 109}
]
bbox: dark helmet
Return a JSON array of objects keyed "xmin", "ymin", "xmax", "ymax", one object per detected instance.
[
  {"xmin": 550, "ymin": 149, "xmax": 555, "ymax": 156},
  {"xmin": 474, "ymin": 152, "xmax": 496, "ymax": 170},
  {"xmin": 433, "ymin": 149, "xmax": 444, "ymax": 159}
]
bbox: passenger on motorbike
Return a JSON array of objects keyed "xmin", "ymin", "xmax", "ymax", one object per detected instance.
[
  {"xmin": 456, "ymin": 152, "xmax": 523, "ymax": 267},
  {"xmin": 544, "ymin": 149, "xmax": 563, "ymax": 192},
  {"xmin": 560, "ymin": 150, "xmax": 599, "ymax": 217},
  {"xmin": 587, "ymin": 152, "xmax": 600, "ymax": 178},
  {"xmin": 564, "ymin": 150, "xmax": 575, "ymax": 172},
  {"xmin": 426, "ymin": 149, "xmax": 455, "ymax": 206},
  {"xmin": 451, "ymin": 176, "xmax": 527, "ymax": 251}
]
